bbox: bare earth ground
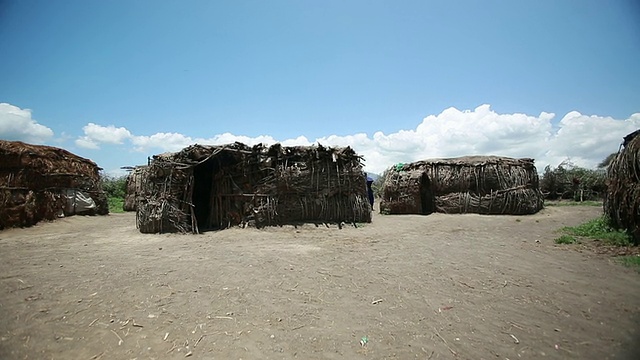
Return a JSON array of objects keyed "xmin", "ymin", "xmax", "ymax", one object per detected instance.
[{"xmin": 1, "ymin": 206, "xmax": 639, "ymax": 360}]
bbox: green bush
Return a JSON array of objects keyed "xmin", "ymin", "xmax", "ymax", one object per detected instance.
[
  {"xmin": 561, "ymin": 216, "xmax": 633, "ymax": 246},
  {"xmin": 555, "ymin": 235, "xmax": 577, "ymax": 244},
  {"xmin": 618, "ymin": 256, "xmax": 640, "ymax": 272},
  {"xmin": 108, "ymin": 197, "xmax": 125, "ymax": 213},
  {"xmin": 100, "ymin": 173, "xmax": 127, "ymax": 213},
  {"xmin": 540, "ymin": 161, "xmax": 606, "ymax": 201},
  {"xmin": 100, "ymin": 174, "xmax": 127, "ymax": 198}
]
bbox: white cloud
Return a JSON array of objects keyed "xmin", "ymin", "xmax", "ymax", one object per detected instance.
[
  {"xmin": 281, "ymin": 136, "xmax": 312, "ymax": 147},
  {"xmin": 75, "ymin": 123, "xmax": 132, "ymax": 149},
  {"xmin": 75, "ymin": 104, "xmax": 640, "ymax": 174},
  {"xmin": 545, "ymin": 111, "xmax": 639, "ymax": 168},
  {"xmin": 74, "ymin": 136, "xmax": 99, "ymax": 149},
  {"xmin": 0, "ymin": 103, "xmax": 54, "ymax": 143},
  {"xmin": 130, "ymin": 132, "xmax": 194, "ymax": 152},
  {"xmin": 205, "ymin": 133, "xmax": 278, "ymax": 146}
]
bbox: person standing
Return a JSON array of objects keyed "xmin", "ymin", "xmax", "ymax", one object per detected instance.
[{"xmin": 365, "ymin": 173, "xmax": 374, "ymax": 208}]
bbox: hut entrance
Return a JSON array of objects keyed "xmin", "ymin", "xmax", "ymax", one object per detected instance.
[
  {"xmin": 191, "ymin": 152, "xmax": 244, "ymax": 231},
  {"xmin": 420, "ymin": 173, "xmax": 435, "ymax": 215},
  {"xmin": 192, "ymin": 158, "xmax": 215, "ymax": 231}
]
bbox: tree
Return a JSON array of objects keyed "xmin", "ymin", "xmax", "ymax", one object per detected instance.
[
  {"xmin": 597, "ymin": 152, "xmax": 618, "ymax": 169},
  {"xmin": 539, "ymin": 160, "xmax": 606, "ymax": 201},
  {"xmin": 100, "ymin": 173, "xmax": 127, "ymax": 199}
]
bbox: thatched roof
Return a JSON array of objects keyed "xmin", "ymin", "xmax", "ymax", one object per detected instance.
[
  {"xmin": 135, "ymin": 142, "xmax": 371, "ymax": 233},
  {"xmin": 381, "ymin": 155, "xmax": 543, "ymax": 215},
  {"xmin": 402, "ymin": 155, "xmax": 537, "ymax": 167},
  {"xmin": 0, "ymin": 140, "xmax": 108, "ymax": 229},
  {"xmin": 604, "ymin": 130, "xmax": 640, "ymax": 244}
]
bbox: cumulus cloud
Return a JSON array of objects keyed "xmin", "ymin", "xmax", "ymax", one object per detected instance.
[
  {"xmin": 129, "ymin": 132, "xmax": 194, "ymax": 152},
  {"xmin": 0, "ymin": 103, "xmax": 54, "ymax": 143},
  {"xmin": 75, "ymin": 104, "xmax": 640, "ymax": 174},
  {"xmin": 75, "ymin": 136, "xmax": 100, "ymax": 150},
  {"xmin": 75, "ymin": 123, "xmax": 132, "ymax": 149},
  {"xmin": 545, "ymin": 111, "xmax": 639, "ymax": 168}
]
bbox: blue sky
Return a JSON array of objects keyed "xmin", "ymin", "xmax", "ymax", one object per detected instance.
[{"xmin": 1, "ymin": 0, "xmax": 639, "ymax": 175}]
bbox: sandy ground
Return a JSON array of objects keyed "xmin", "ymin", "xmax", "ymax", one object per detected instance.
[{"xmin": 1, "ymin": 205, "xmax": 639, "ymax": 360}]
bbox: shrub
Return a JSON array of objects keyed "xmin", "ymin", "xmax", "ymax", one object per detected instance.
[
  {"xmin": 618, "ymin": 256, "xmax": 640, "ymax": 272},
  {"xmin": 108, "ymin": 197, "xmax": 125, "ymax": 213},
  {"xmin": 561, "ymin": 216, "xmax": 633, "ymax": 246},
  {"xmin": 555, "ymin": 235, "xmax": 577, "ymax": 244},
  {"xmin": 540, "ymin": 160, "xmax": 606, "ymax": 201},
  {"xmin": 100, "ymin": 173, "xmax": 127, "ymax": 213},
  {"xmin": 100, "ymin": 173, "xmax": 127, "ymax": 198}
]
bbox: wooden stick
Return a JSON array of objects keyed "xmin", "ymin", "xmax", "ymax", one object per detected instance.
[
  {"xmin": 434, "ymin": 330, "xmax": 457, "ymax": 356},
  {"xmin": 110, "ymin": 329, "xmax": 124, "ymax": 345}
]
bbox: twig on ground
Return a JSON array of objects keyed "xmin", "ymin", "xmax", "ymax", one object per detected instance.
[
  {"xmin": 501, "ymin": 330, "xmax": 520, "ymax": 344},
  {"xmin": 371, "ymin": 298, "xmax": 383, "ymax": 305},
  {"xmin": 421, "ymin": 347, "xmax": 434, "ymax": 359},
  {"xmin": 434, "ymin": 330, "xmax": 457, "ymax": 356},
  {"xmin": 89, "ymin": 318, "xmax": 98, "ymax": 327},
  {"xmin": 351, "ymin": 279, "xmax": 360, "ymax": 289},
  {"xmin": 194, "ymin": 334, "xmax": 206, "ymax": 348},
  {"xmin": 317, "ymin": 270, "xmax": 343, "ymax": 278},
  {"xmin": 110, "ymin": 329, "xmax": 124, "ymax": 346}
]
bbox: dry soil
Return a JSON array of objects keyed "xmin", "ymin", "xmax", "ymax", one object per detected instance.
[{"xmin": 1, "ymin": 205, "xmax": 639, "ymax": 359}]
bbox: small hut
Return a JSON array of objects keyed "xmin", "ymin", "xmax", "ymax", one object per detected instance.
[
  {"xmin": 0, "ymin": 140, "xmax": 108, "ymax": 229},
  {"xmin": 604, "ymin": 129, "xmax": 640, "ymax": 244},
  {"xmin": 380, "ymin": 156, "xmax": 544, "ymax": 215},
  {"xmin": 135, "ymin": 142, "xmax": 371, "ymax": 233}
]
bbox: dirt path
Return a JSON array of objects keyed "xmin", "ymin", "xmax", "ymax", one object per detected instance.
[{"xmin": 1, "ymin": 206, "xmax": 639, "ymax": 359}]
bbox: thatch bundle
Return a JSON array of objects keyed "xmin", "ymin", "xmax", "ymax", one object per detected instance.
[
  {"xmin": 604, "ymin": 130, "xmax": 640, "ymax": 244},
  {"xmin": 380, "ymin": 156, "xmax": 543, "ymax": 215},
  {"xmin": 135, "ymin": 142, "xmax": 371, "ymax": 233},
  {"xmin": 0, "ymin": 140, "xmax": 108, "ymax": 229},
  {"xmin": 123, "ymin": 166, "xmax": 146, "ymax": 211}
]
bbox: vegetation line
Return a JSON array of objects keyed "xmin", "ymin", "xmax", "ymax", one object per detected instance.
[
  {"xmin": 101, "ymin": 174, "xmax": 127, "ymax": 213},
  {"xmin": 554, "ymin": 216, "xmax": 633, "ymax": 246}
]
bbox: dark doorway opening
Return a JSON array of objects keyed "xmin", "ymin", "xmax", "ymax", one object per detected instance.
[
  {"xmin": 192, "ymin": 152, "xmax": 243, "ymax": 232},
  {"xmin": 420, "ymin": 173, "xmax": 435, "ymax": 215},
  {"xmin": 192, "ymin": 158, "xmax": 215, "ymax": 231}
]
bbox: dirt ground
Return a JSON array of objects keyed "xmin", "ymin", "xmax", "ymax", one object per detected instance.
[{"xmin": 1, "ymin": 205, "xmax": 639, "ymax": 360}]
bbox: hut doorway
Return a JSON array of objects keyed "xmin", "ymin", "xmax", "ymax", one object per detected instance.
[
  {"xmin": 191, "ymin": 153, "xmax": 242, "ymax": 231},
  {"xmin": 192, "ymin": 159, "xmax": 215, "ymax": 231},
  {"xmin": 420, "ymin": 173, "xmax": 435, "ymax": 215}
]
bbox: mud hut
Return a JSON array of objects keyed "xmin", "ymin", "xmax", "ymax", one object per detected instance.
[
  {"xmin": 135, "ymin": 142, "xmax": 371, "ymax": 233},
  {"xmin": 0, "ymin": 140, "xmax": 108, "ymax": 229},
  {"xmin": 380, "ymin": 156, "xmax": 544, "ymax": 215},
  {"xmin": 604, "ymin": 129, "xmax": 640, "ymax": 244}
]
